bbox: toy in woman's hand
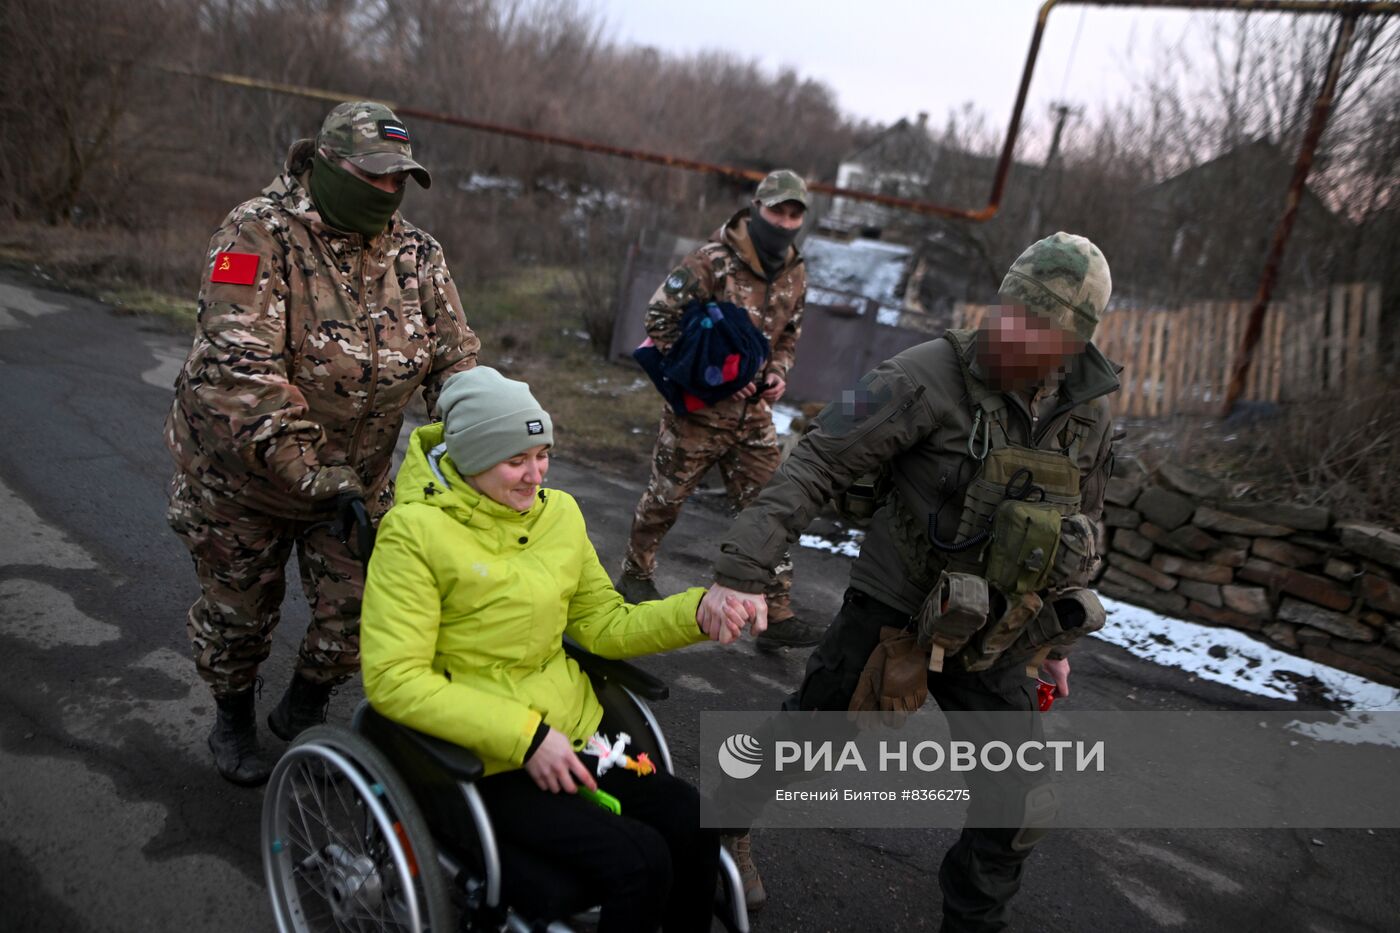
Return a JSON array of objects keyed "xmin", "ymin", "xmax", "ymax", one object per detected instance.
[{"xmin": 583, "ymin": 731, "xmax": 656, "ymax": 777}]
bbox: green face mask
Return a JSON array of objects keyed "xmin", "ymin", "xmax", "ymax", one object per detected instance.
[{"xmin": 309, "ymin": 154, "xmax": 405, "ymax": 238}]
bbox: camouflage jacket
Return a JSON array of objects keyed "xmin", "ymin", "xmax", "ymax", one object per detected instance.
[
  {"xmin": 165, "ymin": 140, "xmax": 479, "ymax": 518},
  {"xmin": 643, "ymin": 208, "xmax": 805, "ymax": 423}
]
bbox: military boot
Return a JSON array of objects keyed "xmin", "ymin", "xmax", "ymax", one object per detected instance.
[
  {"xmin": 209, "ymin": 689, "xmax": 272, "ymax": 787},
  {"xmin": 756, "ymin": 615, "xmax": 825, "ymax": 651},
  {"xmin": 721, "ymin": 831, "xmax": 766, "ymax": 912},
  {"xmin": 267, "ymin": 673, "xmax": 335, "ymax": 742},
  {"xmin": 614, "ymin": 569, "xmax": 663, "ymax": 604}
]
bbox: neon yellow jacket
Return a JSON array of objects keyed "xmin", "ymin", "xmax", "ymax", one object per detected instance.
[{"xmin": 360, "ymin": 422, "xmax": 706, "ymax": 775}]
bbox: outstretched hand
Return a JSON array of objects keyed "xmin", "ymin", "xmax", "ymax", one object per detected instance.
[
  {"xmin": 697, "ymin": 584, "xmax": 768, "ymax": 644},
  {"xmin": 524, "ymin": 728, "xmax": 598, "ymax": 794}
]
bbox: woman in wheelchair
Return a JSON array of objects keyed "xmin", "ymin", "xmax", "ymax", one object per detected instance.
[{"xmin": 360, "ymin": 367, "xmax": 749, "ymax": 932}]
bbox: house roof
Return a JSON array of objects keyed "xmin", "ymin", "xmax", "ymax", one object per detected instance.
[
  {"xmin": 838, "ymin": 115, "xmax": 1042, "ymax": 205},
  {"xmin": 1141, "ymin": 138, "xmax": 1342, "ymax": 229}
]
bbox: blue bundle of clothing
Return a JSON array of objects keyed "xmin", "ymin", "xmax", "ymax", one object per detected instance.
[{"xmin": 633, "ymin": 300, "xmax": 771, "ymax": 416}]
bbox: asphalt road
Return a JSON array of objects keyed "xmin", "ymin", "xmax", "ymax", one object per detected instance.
[{"xmin": 1, "ymin": 271, "xmax": 1396, "ymax": 933}]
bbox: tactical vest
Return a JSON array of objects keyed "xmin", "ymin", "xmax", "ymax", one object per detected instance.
[{"xmin": 917, "ymin": 329, "xmax": 1100, "ymax": 674}]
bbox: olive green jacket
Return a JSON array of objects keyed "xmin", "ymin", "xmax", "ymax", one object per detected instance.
[{"xmin": 714, "ymin": 333, "xmax": 1120, "ymax": 619}]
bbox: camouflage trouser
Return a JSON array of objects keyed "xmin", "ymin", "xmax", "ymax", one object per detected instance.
[
  {"xmin": 623, "ymin": 404, "xmax": 793, "ymax": 620},
  {"xmin": 166, "ymin": 472, "xmax": 392, "ymax": 698}
]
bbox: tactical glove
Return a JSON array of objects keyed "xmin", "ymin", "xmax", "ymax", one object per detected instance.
[{"xmin": 331, "ymin": 491, "xmax": 374, "ymax": 565}]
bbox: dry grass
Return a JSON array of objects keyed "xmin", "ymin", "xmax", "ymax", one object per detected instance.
[
  {"xmin": 1124, "ymin": 382, "xmax": 1400, "ymax": 525},
  {"xmin": 462, "ymin": 268, "xmax": 660, "ymax": 471},
  {"xmin": 0, "ymin": 219, "xmax": 203, "ymax": 327}
]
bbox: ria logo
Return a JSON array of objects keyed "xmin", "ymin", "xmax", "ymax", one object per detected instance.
[{"xmin": 717, "ymin": 733, "xmax": 764, "ymax": 780}]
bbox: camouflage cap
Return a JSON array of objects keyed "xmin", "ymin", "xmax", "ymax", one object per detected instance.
[
  {"xmin": 755, "ymin": 169, "xmax": 809, "ymax": 209},
  {"xmin": 998, "ymin": 232, "xmax": 1111, "ymax": 342},
  {"xmin": 317, "ymin": 101, "xmax": 431, "ymax": 189}
]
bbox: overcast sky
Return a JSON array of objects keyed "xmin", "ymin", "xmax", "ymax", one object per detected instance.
[{"xmin": 593, "ymin": 1, "xmax": 1211, "ymax": 127}]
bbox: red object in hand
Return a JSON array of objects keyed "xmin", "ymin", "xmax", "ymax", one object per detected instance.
[{"xmin": 1037, "ymin": 679, "xmax": 1057, "ymax": 712}]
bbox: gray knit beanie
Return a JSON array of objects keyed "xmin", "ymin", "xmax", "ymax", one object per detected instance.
[{"xmin": 439, "ymin": 367, "xmax": 553, "ymax": 476}]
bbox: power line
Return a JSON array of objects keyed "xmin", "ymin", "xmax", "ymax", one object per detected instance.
[{"xmin": 1058, "ymin": 8, "xmax": 1089, "ymax": 101}]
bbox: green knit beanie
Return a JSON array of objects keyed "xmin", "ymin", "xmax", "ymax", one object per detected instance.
[
  {"xmin": 998, "ymin": 231, "xmax": 1111, "ymax": 342},
  {"xmin": 439, "ymin": 367, "xmax": 553, "ymax": 476}
]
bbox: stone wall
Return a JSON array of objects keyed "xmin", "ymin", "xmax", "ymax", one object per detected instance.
[{"xmin": 1095, "ymin": 458, "xmax": 1400, "ymax": 688}]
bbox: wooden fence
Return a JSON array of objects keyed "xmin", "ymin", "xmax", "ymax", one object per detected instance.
[{"xmin": 954, "ymin": 283, "xmax": 1383, "ymax": 416}]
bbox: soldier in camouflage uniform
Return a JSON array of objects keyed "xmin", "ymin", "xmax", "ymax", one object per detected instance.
[
  {"xmin": 616, "ymin": 170, "xmax": 822, "ymax": 649},
  {"xmin": 165, "ymin": 101, "xmax": 479, "ymax": 785},
  {"xmin": 707, "ymin": 233, "xmax": 1121, "ymax": 924}
]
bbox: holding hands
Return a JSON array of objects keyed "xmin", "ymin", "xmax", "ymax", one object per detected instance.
[{"xmin": 697, "ymin": 583, "xmax": 768, "ymax": 645}]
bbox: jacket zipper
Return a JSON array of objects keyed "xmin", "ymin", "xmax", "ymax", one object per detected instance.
[{"xmin": 347, "ymin": 246, "xmax": 379, "ymax": 468}]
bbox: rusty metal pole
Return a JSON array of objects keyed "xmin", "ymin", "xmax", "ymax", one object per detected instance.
[
  {"xmin": 155, "ymin": 65, "xmax": 994, "ymax": 220},
  {"xmin": 1222, "ymin": 11, "xmax": 1357, "ymax": 414}
]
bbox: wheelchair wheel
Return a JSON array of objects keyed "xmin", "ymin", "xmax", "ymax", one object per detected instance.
[{"xmin": 262, "ymin": 725, "xmax": 453, "ymax": 933}]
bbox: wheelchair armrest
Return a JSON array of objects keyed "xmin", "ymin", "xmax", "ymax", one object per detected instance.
[
  {"xmin": 357, "ymin": 702, "xmax": 485, "ymax": 783},
  {"xmin": 564, "ymin": 638, "xmax": 669, "ymax": 701}
]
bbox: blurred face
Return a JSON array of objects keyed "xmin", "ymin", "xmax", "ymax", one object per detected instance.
[
  {"xmin": 337, "ymin": 157, "xmax": 409, "ymax": 193},
  {"xmin": 976, "ymin": 303, "xmax": 1085, "ymax": 392},
  {"xmin": 466, "ymin": 445, "xmax": 550, "ymax": 512},
  {"xmin": 758, "ymin": 200, "xmax": 805, "ymax": 230}
]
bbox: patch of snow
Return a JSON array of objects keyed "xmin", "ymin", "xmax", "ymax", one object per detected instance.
[
  {"xmin": 798, "ymin": 528, "xmax": 865, "ymax": 559},
  {"xmin": 1285, "ymin": 714, "xmax": 1400, "ymax": 749},
  {"xmin": 580, "ymin": 375, "xmax": 647, "ymax": 397},
  {"xmin": 808, "ymin": 286, "xmax": 864, "ymax": 311},
  {"xmin": 803, "ymin": 235, "xmax": 912, "ymax": 308},
  {"xmin": 770, "ymin": 403, "xmax": 801, "ymax": 436},
  {"xmin": 1094, "ymin": 596, "xmax": 1400, "ymax": 711},
  {"xmin": 459, "ymin": 173, "xmax": 522, "ymax": 195},
  {"xmin": 876, "ymin": 306, "xmax": 902, "ymax": 327}
]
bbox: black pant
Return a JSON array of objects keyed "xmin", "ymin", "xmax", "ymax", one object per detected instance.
[
  {"xmin": 787, "ymin": 587, "xmax": 1047, "ymax": 933},
  {"xmin": 475, "ymin": 760, "xmax": 720, "ymax": 932}
]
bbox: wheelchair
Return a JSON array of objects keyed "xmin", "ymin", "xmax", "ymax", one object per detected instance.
[{"xmin": 261, "ymin": 640, "xmax": 751, "ymax": 933}]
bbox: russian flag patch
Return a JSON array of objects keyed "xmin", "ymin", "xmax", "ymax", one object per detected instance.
[
  {"xmin": 209, "ymin": 251, "xmax": 259, "ymax": 286},
  {"xmin": 378, "ymin": 119, "xmax": 410, "ymax": 143}
]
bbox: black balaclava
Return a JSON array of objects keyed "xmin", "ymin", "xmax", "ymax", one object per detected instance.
[
  {"xmin": 748, "ymin": 202, "xmax": 800, "ymax": 279},
  {"xmin": 309, "ymin": 153, "xmax": 405, "ymax": 238}
]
